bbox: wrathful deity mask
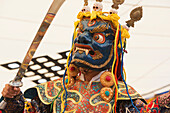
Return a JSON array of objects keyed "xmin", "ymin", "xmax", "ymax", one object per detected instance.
[
  {"xmin": 69, "ymin": 1, "xmax": 143, "ymax": 71},
  {"xmin": 72, "ymin": 17, "xmax": 118, "ymax": 71}
]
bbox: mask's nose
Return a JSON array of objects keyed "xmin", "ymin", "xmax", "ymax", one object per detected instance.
[{"xmin": 75, "ymin": 32, "xmax": 91, "ymax": 44}]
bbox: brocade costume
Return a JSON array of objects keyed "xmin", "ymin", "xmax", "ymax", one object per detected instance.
[
  {"xmin": 1, "ymin": 72, "xmax": 170, "ymax": 113},
  {"xmin": 1, "ymin": 1, "xmax": 170, "ymax": 113}
]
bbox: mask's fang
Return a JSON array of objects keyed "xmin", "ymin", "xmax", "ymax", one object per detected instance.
[
  {"xmin": 85, "ymin": 49, "xmax": 89, "ymax": 55},
  {"xmin": 75, "ymin": 47, "xmax": 90, "ymax": 56}
]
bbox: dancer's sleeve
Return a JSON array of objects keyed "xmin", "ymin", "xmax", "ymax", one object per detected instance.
[
  {"xmin": 0, "ymin": 92, "xmax": 25, "ymax": 113},
  {"xmin": 133, "ymin": 92, "xmax": 170, "ymax": 113}
]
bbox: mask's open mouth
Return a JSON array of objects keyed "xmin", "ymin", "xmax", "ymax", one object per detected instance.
[{"xmin": 74, "ymin": 43, "xmax": 95, "ymax": 56}]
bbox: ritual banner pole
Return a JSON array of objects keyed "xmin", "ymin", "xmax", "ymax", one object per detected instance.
[
  {"xmin": 10, "ymin": 0, "xmax": 65, "ymax": 87},
  {"xmin": 0, "ymin": 0, "xmax": 65, "ymax": 110}
]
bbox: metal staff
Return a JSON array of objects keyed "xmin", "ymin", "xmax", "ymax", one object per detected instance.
[
  {"xmin": 0, "ymin": 0, "xmax": 65, "ymax": 110},
  {"xmin": 9, "ymin": 0, "xmax": 65, "ymax": 87}
]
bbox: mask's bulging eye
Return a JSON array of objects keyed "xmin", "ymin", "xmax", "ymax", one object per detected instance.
[{"xmin": 93, "ymin": 33, "xmax": 105, "ymax": 43}]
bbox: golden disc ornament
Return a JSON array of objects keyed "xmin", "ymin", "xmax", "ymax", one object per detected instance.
[
  {"xmin": 61, "ymin": 76, "xmax": 75, "ymax": 88},
  {"xmin": 100, "ymin": 71, "xmax": 114, "ymax": 87},
  {"xmin": 100, "ymin": 87, "xmax": 114, "ymax": 102},
  {"xmin": 67, "ymin": 64, "xmax": 79, "ymax": 77}
]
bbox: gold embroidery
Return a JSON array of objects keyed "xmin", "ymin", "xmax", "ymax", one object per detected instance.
[
  {"xmin": 78, "ymin": 50, "xmax": 84, "ymax": 54},
  {"xmin": 92, "ymin": 50, "xmax": 103, "ymax": 60},
  {"xmin": 53, "ymin": 100, "xmax": 57, "ymax": 113},
  {"xmin": 71, "ymin": 45, "xmax": 113, "ymax": 69},
  {"xmin": 90, "ymin": 24, "xmax": 109, "ymax": 33},
  {"xmin": 89, "ymin": 93, "xmax": 112, "ymax": 113},
  {"xmin": 60, "ymin": 90, "xmax": 82, "ymax": 113},
  {"xmin": 54, "ymin": 80, "xmax": 62, "ymax": 89},
  {"xmin": 35, "ymin": 84, "xmax": 52, "ymax": 105},
  {"xmin": 45, "ymin": 81, "xmax": 61, "ymax": 99},
  {"xmin": 78, "ymin": 22, "xmax": 84, "ymax": 31},
  {"xmin": 35, "ymin": 81, "xmax": 61, "ymax": 105},
  {"xmin": 117, "ymin": 82, "xmax": 144, "ymax": 100},
  {"xmin": 105, "ymin": 33, "xmax": 111, "ymax": 37},
  {"xmin": 118, "ymin": 87, "xmax": 138, "ymax": 97}
]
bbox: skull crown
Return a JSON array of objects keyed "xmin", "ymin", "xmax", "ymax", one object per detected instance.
[
  {"xmin": 81, "ymin": 6, "xmax": 91, "ymax": 13},
  {"xmin": 81, "ymin": 2, "xmax": 118, "ymax": 14},
  {"xmin": 93, "ymin": 2, "xmax": 103, "ymax": 11}
]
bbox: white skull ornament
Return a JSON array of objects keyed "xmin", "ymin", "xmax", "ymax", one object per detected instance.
[
  {"xmin": 93, "ymin": 2, "xmax": 103, "ymax": 11},
  {"xmin": 109, "ymin": 9, "xmax": 118, "ymax": 14},
  {"xmin": 81, "ymin": 6, "xmax": 91, "ymax": 13}
]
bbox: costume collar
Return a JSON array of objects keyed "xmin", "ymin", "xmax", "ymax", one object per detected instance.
[{"xmin": 79, "ymin": 70, "xmax": 106, "ymax": 85}]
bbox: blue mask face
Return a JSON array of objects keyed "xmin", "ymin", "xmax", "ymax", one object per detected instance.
[{"xmin": 71, "ymin": 18, "xmax": 116, "ymax": 71}]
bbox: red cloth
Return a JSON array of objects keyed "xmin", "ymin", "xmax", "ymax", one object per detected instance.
[{"xmin": 140, "ymin": 98, "xmax": 160, "ymax": 113}]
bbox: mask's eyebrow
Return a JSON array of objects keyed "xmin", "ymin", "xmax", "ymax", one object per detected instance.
[
  {"xmin": 105, "ymin": 33, "xmax": 114, "ymax": 37},
  {"xmin": 89, "ymin": 24, "xmax": 109, "ymax": 33},
  {"xmin": 78, "ymin": 22, "xmax": 84, "ymax": 32}
]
